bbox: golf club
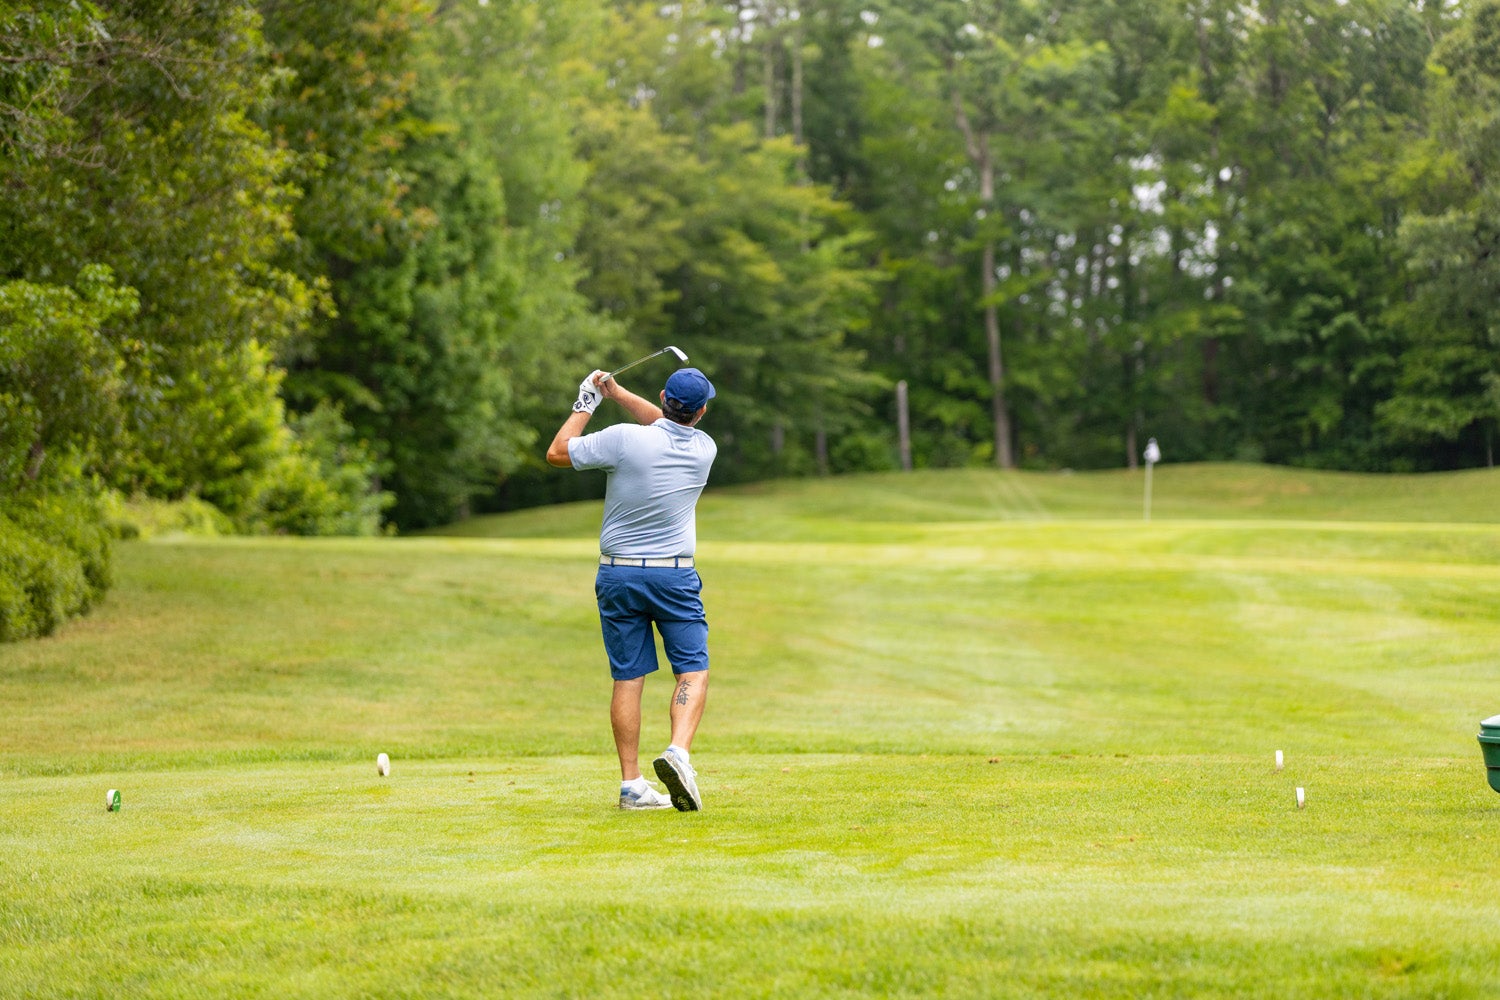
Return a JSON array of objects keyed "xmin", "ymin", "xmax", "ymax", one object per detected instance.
[{"xmin": 601, "ymin": 345, "xmax": 687, "ymax": 383}]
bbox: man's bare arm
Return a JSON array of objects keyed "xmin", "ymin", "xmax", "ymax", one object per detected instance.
[
  {"xmin": 600, "ymin": 377, "xmax": 663, "ymax": 425},
  {"xmin": 546, "ymin": 410, "xmax": 591, "ymax": 467}
]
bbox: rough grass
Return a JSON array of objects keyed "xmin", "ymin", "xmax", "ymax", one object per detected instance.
[{"xmin": 4, "ymin": 464, "xmax": 1500, "ymax": 998}]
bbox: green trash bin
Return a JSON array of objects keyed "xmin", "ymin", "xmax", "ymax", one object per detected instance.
[{"xmin": 1478, "ymin": 715, "xmax": 1500, "ymax": 793}]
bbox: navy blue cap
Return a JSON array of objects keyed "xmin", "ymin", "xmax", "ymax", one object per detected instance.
[{"xmin": 664, "ymin": 367, "xmax": 715, "ymax": 411}]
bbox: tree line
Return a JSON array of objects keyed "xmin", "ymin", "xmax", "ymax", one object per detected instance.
[{"xmin": 2, "ymin": 1, "xmax": 1497, "ymax": 619}]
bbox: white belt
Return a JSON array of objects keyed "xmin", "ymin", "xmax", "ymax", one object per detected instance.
[{"xmin": 600, "ymin": 555, "xmax": 694, "ymax": 568}]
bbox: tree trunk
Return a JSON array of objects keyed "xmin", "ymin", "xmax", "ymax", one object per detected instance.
[
  {"xmin": 896, "ymin": 379, "xmax": 912, "ymax": 471},
  {"xmin": 790, "ymin": 11, "xmax": 803, "ymax": 148},
  {"xmin": 762, "ymin": 11, "xmax": 779, "ymax": 139},
  {"xmin": 25, "ymin": 440, "xmax": 45, "ymax": 481},
  {"xmin": 732, "ymin": 0, "xmax": 750, "ymax": 97},
  {"xmin": 1202, "ymin": 336, "xmax": 1220, "ymax": 406},
  {"xmin": 985, "ymin": 239, "xmax": 1013, "ymax": 469},
  {"xmin": 979, "ymin": 160, "xmax": 1012, "ymax": 470},
  {"xmin": 950, "ymin": 89, "xmax": 1013, "ymax": 469}
]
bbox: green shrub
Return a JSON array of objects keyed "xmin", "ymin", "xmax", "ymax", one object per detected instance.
[
  {"xmin": 829, "ymin": 432, "xmax": 899, "ymax": 474},
  {"xmin": 99, "ymin": 491, "xmax": 233, "ymax": 540},
  {"xmin": 97, "ymin": 404, "xmax": 389, "ymax": 542},
  {"xmin": 0, "ymin": 520, "xmax": 90, "ymax": 641},
  {"xmin": 0, "ymin": 528, "xmax": 46, "ymax": 640},
  {"xmin": 6, "ymin": 493, "xmax": 113, "ymax": 599},
  {"xmin": 0, "ymin": 493, "xmax": 113, "ymax": 642},
  {"xmin": 237, "ymin": 403, "xmax": 392, "ymax": 536}
]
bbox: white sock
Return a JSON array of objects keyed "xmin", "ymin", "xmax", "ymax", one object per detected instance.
[
  {"xmin": 666, "ymin": 744, "xmax": 690, "ymax": 764},
  {"xmin": 622, "ymin": 775, "xmax": 649, "ymax": 792}
]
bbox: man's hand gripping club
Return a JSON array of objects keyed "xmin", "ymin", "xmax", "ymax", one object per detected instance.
[{"xmin": 573, "ymin": 370, "xmax": 607, "ymax": 414}]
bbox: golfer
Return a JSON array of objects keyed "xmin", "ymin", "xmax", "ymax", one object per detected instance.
[{"xmin": 546, "ymin": 365, "xmax": 718, "ymax": 811}]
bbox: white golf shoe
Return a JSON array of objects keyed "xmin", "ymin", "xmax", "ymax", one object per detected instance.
[
  {"xmin": 618, "ymin": 782, "xmax": 673, "ymax": 810},
  {"xmin": 652, "ymin": 748, "xmax": 701, "ymax": 812}
]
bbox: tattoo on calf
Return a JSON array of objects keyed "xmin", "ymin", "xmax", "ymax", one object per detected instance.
[{"xmin": 675, "ymin": 678, "xmax": 692, "ymax": 705}]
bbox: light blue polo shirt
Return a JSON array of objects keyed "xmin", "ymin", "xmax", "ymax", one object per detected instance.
[{"xmin": 568, "ymin": 419, "xmax": 716, "ymax": 558}]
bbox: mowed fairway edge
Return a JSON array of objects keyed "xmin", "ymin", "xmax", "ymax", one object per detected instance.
[{"xmin": 4, "ymin": 468, "xmax": 1500, "ymax": 997}]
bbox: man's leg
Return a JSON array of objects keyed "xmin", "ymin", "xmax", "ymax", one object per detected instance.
[
  {"xmin": 611, "ymin": 676, "xmax": 646, "ymax": 780},
  {"xmin": 654, "ymin": 570, "xmax": 710, "ymax": 752},
  {"xmin": 613, "ymin": 674, "xmax": 672, "ymax": 810},
  {"xmin": 668, "ymin": 670, "xmax": 709, "ymax": 751},
  {"xmin": 653, "ymin": 673, "xmax": 706, "ymax": 811},
  {"xmin": 655, "ymin": 617, "xmax": 709, "ymax": 811},
  {"xmin": 598, "ymin": 566, "xmax": 661, "ymax": 784},
  {"xmin": 643, "ymin": 569, "xmax": 709, "ymax": 811}
]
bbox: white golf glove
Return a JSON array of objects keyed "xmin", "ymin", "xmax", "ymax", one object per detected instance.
[{"xmin": 573, "ymin": 371, "xmax": 604, "ymax": 414}]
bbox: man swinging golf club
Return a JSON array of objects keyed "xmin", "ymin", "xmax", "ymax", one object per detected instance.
[{"xmin": 546, "ymin": 357, "xmax": 717, "ymax": 811}]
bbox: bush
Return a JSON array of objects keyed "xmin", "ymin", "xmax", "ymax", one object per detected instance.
[
  {"xmin": 829, "ymin": 432, "xmax": 899, "ymax": 474},
  {"xmin": 98, "ymin": 404, "xmax": 390, "ymax": 541},
  {"xmin": 0, "ymin": 529, "xmax": 49, "ymax": 640},
  {"xmin": 237, "ymin": 403, "xmax": 393, "ymax": 536},
  {"xmin": 7, "ymin": 492, "xmax": 114, "ymax": 598},
  {"xmin": 0, "ymin": 492, "xmax": 112, "ymax": 642},
  {"xmin": 99, "ymin": 491, "xmax": 233, "ymax": 540}
]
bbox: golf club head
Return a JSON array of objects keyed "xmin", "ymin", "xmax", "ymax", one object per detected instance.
[{"xmin": 666, "ymin": 345, "xmax": 688, "ymax": 362}]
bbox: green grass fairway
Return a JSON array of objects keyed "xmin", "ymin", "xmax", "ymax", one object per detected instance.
[{"xmin": 5, "ymin": 464, "xmax": 1500, "ymax": 997}]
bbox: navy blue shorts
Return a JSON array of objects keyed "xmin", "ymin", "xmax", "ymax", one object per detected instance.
[{"xmin": 595, "ymin": 565, "xmax": 709, "ymax": 682}]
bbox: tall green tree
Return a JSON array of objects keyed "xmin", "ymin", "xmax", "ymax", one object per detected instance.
[
  {"xmin": 842, "ymin": 28, "xmax": 984, "ymax": 468},
  {"xmin": 572, "ymin": 3, "xmax": 883, "ymax": 480},
  {"xmin": 865, "ymin": 1, "xmax": 1126, "ymax": 468},
  {"xmin": 0, "ymin": 267, "xmax": 138, "ymax": 494},
  {"xmin": 1202, "ymin": 0, "xmax": 1430, "ymax": 468},
  {"xmin": 0, "ymin": 1, "xmax": 328, "ymax": 513},
  {"xmin": 1379, "ymin": 0, "xmax": 1500, "ymax": 466},
  {"xmin": 269, "ymin": 0, "xmax": 623, "ymax": 525}
]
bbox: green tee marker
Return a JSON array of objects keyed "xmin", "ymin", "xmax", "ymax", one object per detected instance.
[
  {"xmin": 106, "ymin": 789, "xmax": 121, "ymax": 812},
  {"xmin": 1477, "ymin": 715, "xmax": 1500, "ymax": 793}
]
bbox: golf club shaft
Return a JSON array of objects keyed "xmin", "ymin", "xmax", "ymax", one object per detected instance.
[{"xmin": 602, "ymin": 346, "xmax": 686, "ymax": 383}]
